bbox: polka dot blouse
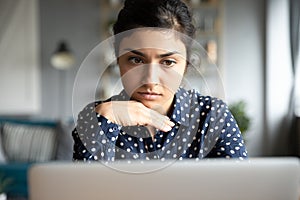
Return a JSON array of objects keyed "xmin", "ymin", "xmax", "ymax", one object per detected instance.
[{"xmin": 72, "ymin": 88, "xmax": 248, "ymax": 162}]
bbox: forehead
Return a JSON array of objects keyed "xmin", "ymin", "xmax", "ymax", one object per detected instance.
[{"xmin": 118, "ymin": 29, "xmax": 186, "ymax": 56}]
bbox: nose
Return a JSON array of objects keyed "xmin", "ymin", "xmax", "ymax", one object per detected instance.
[{"xmin": 141, "ymin": 63, "xmax": 160, "ymax": 85}]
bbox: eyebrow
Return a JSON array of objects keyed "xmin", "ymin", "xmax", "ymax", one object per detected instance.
[{"xmin": 122, "ymin": 48, "xmax": 180, "ymax": 58}]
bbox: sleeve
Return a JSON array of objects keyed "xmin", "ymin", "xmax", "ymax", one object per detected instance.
[
  {"xmin": 72, "ymin": 102, "xmax": 122, "ymax": 162},
  {"xmin": 205, "ymin": 99, "xmax": 248, "ymax": 159}
]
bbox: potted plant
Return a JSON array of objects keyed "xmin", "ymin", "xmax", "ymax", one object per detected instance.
[
  {"xmin": 0, "ymin": 173, "xmax": 13, "ymax": 200},
  {"xmin": 229, "ymin": 100, "xmax": 251, "ymax": 140}
]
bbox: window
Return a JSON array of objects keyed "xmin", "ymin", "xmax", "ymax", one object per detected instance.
[{"xmin": 295, "ymin": 57, "xmax": 300, "ymax": 116}]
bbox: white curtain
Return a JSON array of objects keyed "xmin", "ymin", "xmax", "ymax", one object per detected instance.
[
  {"xmin": 291, "ymin": 0, "xmax": 300, "ymax": 117},
  {"xmin": 265, "ymin": 0, "xmax": 294, "ymax": 155},
  {"xmin": 289, "ymin": 0, "xmax": 300, "ymax": 156},
  {"xmin": 295, "ymin": 62, "xmax": 300, "ymax": 117}
]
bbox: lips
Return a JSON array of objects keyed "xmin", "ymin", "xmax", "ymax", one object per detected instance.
[{"xmin": 137, "ymin": 91, "xmax": 162, "ymax": 100}]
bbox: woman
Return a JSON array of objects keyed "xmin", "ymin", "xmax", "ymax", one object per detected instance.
[{"xmin": 72, "ymin": 0, "xmax": 247, "ymax": 161}]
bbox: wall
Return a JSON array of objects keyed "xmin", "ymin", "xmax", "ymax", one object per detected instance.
[
  {"xmin": 39, "ymin": 0, "xmax": 100, "ymax": 121},
  {"xmin": 222, "ymin": 0, "xmax": 266, "ymax": 156},
  {"xmin": 0, "ymin": 0, "xmax": 40, "ymax": 115},
  {"xmin": 38, "ymin": 0, "xmax": 268, "ymax": 156}
]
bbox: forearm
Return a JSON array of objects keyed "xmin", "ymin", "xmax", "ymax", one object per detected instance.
[{"xmin": 72, "ymin": 102, "xmax": 121, "ymax": 161}]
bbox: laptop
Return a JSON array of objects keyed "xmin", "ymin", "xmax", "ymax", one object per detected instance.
[{"xmin": 28, "ymin": 157, "xmax": 300, "ymax": 200}]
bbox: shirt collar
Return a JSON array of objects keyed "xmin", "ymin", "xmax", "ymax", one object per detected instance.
[
  {"xmin": 111, "ymin": 90, "xmax": 131, "ymax": 101},
  {"xmin": 169, "ymin": 87, "xmax": 191, "ymax": 127}
]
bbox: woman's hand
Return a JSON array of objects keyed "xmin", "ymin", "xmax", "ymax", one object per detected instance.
[{"xmin": 95, "ymin": 101, "xmax": 175, "ymax": 132}]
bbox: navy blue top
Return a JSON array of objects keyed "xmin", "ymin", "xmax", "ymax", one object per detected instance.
[{"xmin": 72, "ymin": 88, "xmax": 248, "ymax": 162}]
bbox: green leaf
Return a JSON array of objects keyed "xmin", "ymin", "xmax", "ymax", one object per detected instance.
[
  {"xmin": 0, "ymin": 173, "xmax": 14, "ymax": 193},
  {"xmin": 229, "ymin": 100, "xmax": 251, "ymax": 138}
]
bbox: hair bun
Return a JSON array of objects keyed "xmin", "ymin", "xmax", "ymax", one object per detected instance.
[
  {"xmin": 124, "ymin": 0, "xmax": 137, "ymax": 8},
  {"xmin": 124, "ymin": 0, "xmax": 160, "ymax": 9}
]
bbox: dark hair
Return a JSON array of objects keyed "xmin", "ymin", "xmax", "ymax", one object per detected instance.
[{"xmin": 113, "ymin": 0, "xmax": 195, "ymax": 57}]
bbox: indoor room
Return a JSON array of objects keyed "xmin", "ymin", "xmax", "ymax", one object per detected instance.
[{"xmin": 0, "ymin": 0, "xmax": 299, "ymax": 199}]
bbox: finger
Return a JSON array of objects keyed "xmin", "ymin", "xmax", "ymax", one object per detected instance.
[
  {"xmin": 147, "ymin": 110, "xmax": 175, "ymax": 132},
  {"xmin": 165, "ymin": 118, "xmax": 175, "ymax": 128},
  {"xmin": 158, "ymin": 118, "xmax": 175, "ymax": 132},
  {"xmin": 129, "ymin": 101, "xmax": 174, "ymax": 131},
  {"xmin": 161, "ymin": 116, "xmax": 175, "ymax": 128}
]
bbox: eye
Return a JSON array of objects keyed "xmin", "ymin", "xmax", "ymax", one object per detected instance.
[
  {"xmin": 161, "ymin": 59, "xmax": 177, "ymax": 67},
  {"xmin": 128, "ymin": 57, "xmax": 144, "ymax": 65}
]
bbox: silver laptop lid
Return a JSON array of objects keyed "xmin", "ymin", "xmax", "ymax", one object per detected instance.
[{"xmin": 28, "ymin": 157, "xmax": 300, "ymax": 200}]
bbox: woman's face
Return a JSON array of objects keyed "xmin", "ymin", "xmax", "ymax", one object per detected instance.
[{"xmin": 117, "ymin": 29, "xmax": 187, "ymax": 114}]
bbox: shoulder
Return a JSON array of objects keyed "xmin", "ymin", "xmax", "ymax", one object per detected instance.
[{"xmin": 180, "ymin": 88, "xmax": 228, "ymax": 110}]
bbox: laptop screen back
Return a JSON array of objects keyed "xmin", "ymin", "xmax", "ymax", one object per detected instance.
[{"xmin": 28, "ymin": 157, "xmax": 300, "ymax": 200}]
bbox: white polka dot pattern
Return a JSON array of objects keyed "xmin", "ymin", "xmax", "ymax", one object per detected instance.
[{"xmin": 72, "ymin": 88, "xmax": 248, "ymax": 161}]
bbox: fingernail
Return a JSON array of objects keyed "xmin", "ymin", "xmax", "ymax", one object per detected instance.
[
  {"xmin": 163, "ymin": 126, "xmax": 172, "ymax": 132},
  {"xmin": 170, "ymin": 121, "xmax": 175, "ymax": 127}
]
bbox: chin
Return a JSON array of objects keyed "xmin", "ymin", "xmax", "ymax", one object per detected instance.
[
  {"xmin": 139, "ymin": 100, "xmax": 156, "ymax": 108},
  {"xmin": 141, "ymin": 99, "xmax": 169, "ymax": 114}
]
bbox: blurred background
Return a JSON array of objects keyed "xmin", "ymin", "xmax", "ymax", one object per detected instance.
[{"xmin": 0, "ymin": 0, "xmax": 299, "ymax": 159}]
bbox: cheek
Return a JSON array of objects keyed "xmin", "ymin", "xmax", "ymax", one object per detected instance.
[
  {"xmin": 119, "ymin": 67, "xmax": 143, "ymax": 96},
  {"xmin": 161, "ymin": 66, "xmax": 185, "ymax": 93}
]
